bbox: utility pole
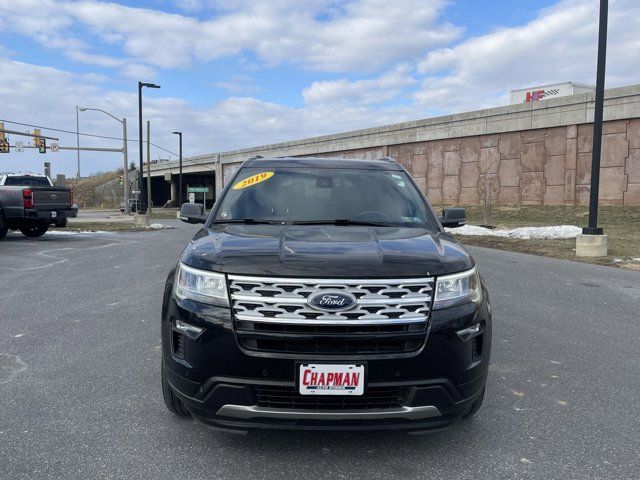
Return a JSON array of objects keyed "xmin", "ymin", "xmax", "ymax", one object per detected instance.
[
  {"xmin": 147, "ymin": 120, "xmax": 152, "ymax": 215},
  {"xmin": 576, "ymin": 0, "xmax": 608, "ymax": 257},
  {"xmin": 138, "ymin": 82, "xmax": 144, "ymax": 212},
  {"xmin": 137, "ymin": 81, "xmax": 161, "ymax": 215},
  {"xmin": 122, "ymin": 118, "xmax": 130, "ymax": 215},
  {"xmin": 75, "ymin": 106, "xmax": 81, "ymax": 178},
  {"xmin": 172, "ymin": 131, "xmax": 183, "ymax": 209}
]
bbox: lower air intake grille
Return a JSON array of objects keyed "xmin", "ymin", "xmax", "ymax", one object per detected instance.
[{"xmin": 254, "ymin": 385, "xmax": 408, "ymax": 410}]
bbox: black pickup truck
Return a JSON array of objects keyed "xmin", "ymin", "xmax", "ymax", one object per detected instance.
[
  {"xmin": 162, "ymin": 156, "xmax": 491, "ymax": 434},
  {"xmin": 0, "ymin": 174, "xmax": 76, "ymax": 240}
]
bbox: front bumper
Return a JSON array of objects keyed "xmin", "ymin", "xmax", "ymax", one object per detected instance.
[{"xmin": 161, "ymin": 279, "xmax": 491, "ymax": 433}]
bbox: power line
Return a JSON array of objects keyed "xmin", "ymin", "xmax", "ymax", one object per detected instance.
[
  {"xmin": 1, "ymin": 118, "xmax": 126, "ymax": 142},
  {"xmin": 0, "ymin": 117, "xmax": 179, "ymax": 157},
  {"xmin": 0, "ymin": 117, "xmax": 217, "ymax": 170}
]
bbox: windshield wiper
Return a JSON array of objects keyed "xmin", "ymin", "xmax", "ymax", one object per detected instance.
[
  {"xmin": 213, "ymin": 218, "xmax": 284, "ymax": 225},
  {"xmin": 291, "ymin": 219, "xmax": 395, "ymax": 227}
]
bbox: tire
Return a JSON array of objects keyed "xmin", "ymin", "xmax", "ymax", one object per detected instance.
[
  {"xmin": 161, "ymin": 360, "xmax": 191, "ymax": 417},
  {"xmin": 20, "ymin": 224, "xmax": 49, "ymax": 238},
  {"xmin": 0, "ymin": 215, "xmax": 8, "ymax": 240},
  {"xmin": 463, "ymin": 387, "xmax": 485, "ymax": 419}
]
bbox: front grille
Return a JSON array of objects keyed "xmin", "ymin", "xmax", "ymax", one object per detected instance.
[
  {"xmin": 229, "ymin": 275, "xmax": 434, "ymax": 355},
  {"xmin": 255, "ymin": 385, "xmax": 407, "ymax": 410}
]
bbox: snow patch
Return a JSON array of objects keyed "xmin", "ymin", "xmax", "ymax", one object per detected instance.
[
  {"xmin": 45, "ymin": 230, "xmax": 110, "ymax": 236},
  {"xmin": 446, "ymin": 225, "xmax": 582, "ymax": 240},
  {"xmin": 146, "ymin": 223, "xmax": 174, "ymax": 230}
]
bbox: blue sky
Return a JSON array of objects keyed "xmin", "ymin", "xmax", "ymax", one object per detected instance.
[{"xmin": 0, "ymin": 0, "xmax": 638, "ymax": 177}]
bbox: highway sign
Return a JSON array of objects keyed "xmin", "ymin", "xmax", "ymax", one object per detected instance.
[
  {"xmin": 50, "ymin": 143, "xmax": 59, "ymax": 152},
  {"xmin": 15, "ymin": 141, "xmax": 24, "ymax": 152},
  {"xmin": 188, "ymin": 186, "xmax": 209, "ymax": 193}
]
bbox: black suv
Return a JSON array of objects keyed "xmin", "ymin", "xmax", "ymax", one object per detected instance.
[{"xmin": 162, "ymin": 156, "xmax": 491, "ymax": 434}]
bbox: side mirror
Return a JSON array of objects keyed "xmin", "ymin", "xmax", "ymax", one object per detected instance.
[
  {"xmin": 440, "ymin": 207, "xmax": 466, "ymax": 228},
  {"xmin": 180, "ymin": 203, "xmax": 207, "ymax": 224}
]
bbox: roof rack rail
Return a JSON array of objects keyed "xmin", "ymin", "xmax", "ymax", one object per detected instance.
[{"xmin": 376, "ymin": 156, "xmax": 397, "ymax": 163}]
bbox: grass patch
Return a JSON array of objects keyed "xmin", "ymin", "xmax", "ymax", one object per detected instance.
[
  {"xmin": 436, "ymin": 205, "xmax": 640, "ymax": 268},
  {"xmin": 149, "ymin": 210, "xmax": 179, "ymax": 220}
]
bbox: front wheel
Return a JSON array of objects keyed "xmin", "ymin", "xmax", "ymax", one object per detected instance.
[{"xmin": 20, "ymin": 224, "xmax": 49, "ymax": 237}]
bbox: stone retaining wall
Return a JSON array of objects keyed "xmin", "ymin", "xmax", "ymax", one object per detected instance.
[
  {"xmin": 221, "ymin": 119, "xmax": 640, "ymax": 206},
  {"xmin": 150, "ymin": 84, "xmax": 640, "ymax": 206}
]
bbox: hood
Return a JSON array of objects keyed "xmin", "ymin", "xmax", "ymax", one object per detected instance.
[{"xmin": 181, "ymin": 225, "xmax": 473, "ymax": 277}]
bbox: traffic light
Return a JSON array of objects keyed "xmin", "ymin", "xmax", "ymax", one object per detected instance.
[
  {"xmin": 117, "ymin": 175, "xmax": 124, "ymax": 185},
  {"xmin": 33, "ymin": 129, "xmax": 46, "ymax": 153},
  {"xmin": 0, "ymin": 122, "xmax": 8, "ymax": 153}
]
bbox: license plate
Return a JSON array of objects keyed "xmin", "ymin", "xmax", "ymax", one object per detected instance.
[
  {"xmin": 299, "ymin": 364, "xmax": 365, "ymax": 396},
  {"xmin": 51, "ymin": 212, "xmax": 57, "ymax": 218}
]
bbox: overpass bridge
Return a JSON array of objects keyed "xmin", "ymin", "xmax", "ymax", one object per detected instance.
[{"xmin": 147, "ymin": 83, "xmax": 640, "ymax": 208}]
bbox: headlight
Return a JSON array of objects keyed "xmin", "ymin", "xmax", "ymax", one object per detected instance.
[
  {"xmin": 174, "ymin": 262, "xmax": 229, "ymax": 307},
  {"xmin": 433, "ymin": 267, "xmax": 481, "ymax": 310}
]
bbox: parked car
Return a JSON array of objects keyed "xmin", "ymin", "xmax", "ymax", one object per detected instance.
[
  {"xmin": 162, "ymin": 156, "xmax": 491, "ymax": 434},
  {"xmin": 0, "ymin": 174, "xmax": 76, "ymax": 239}
]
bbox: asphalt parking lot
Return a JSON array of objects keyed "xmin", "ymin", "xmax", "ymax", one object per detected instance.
[{"xmin": 1, "ymin": 222, "xmax": 639, "ymax": 480}]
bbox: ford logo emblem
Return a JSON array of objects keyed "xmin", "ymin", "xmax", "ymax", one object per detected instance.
[{"xmin": 307, "ymin": 290, "xmax": 357, "ymax": 312}]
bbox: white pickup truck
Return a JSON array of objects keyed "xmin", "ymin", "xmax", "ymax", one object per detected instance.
[{"xmin": 0, "ymin": 174, "xmax": 77, "ymax": 240}]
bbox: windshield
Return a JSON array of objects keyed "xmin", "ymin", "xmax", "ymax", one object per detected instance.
[
  {"xmin": 4, "ymin": 176, "xmax": 51, "ymax": 186},
  {"xmin": 215, "ymin": 167, "xmax": 436, "ymax": 228}
]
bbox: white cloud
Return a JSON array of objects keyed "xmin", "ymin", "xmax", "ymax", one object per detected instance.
[
  {"xmin": 66, "ymin": 50, "xmax": 124, "ymax": 68},
  {"xmin": 119, "ymin": 63, "xmax": 158, "ymax": 80},
  {"xmin": 303, "ymin": 65, "xmax": 416, "ymax": 106},
  {"xmin": 415, "ymin": 0, "xmax": 640, "ymax": 111},
  {"xmin": 212, "ymin": 75, "xmax": 261, "ymax": 94},
  {"xmin": 2, "ymin": 0, "xmax": 640, "ymax": 180},
  {"xmin": 0, "ymin": 0, "xmax": 460, "ymax": 73},
  {"xmin": 0, "ymin": 55, "xmax": 423, "ymax": 177}
]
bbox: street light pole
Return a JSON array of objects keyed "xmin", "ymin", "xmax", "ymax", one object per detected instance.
[
  {"xmin": 172, "ymin": 131, "xmax": 183, "ymax": 208},
  {"xmin": 78, "ymin": 107, "xmax": 130, "ymax": 215},
  {"xmin": 75, "ymin": 106, "xmax": 81, "ymax": 179},
  {"xmin": 138, "ymin": 82, "xmax": 143, "ymax": 212},
  {"xmin": 137, "ymin": 81, "xmax": 161, "ymax": 215},
  {"xmin": 584, "ymin": 0, "xmax": 608, "ymax": 236},
  {"xmin": 577, "ymin": 0, "xmax": 609, "ymax": 257}
]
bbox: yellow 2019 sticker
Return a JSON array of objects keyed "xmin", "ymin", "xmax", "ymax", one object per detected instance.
[{"xmin": 233, "ymin": 171, "xmax": 274, "ymax": 190}]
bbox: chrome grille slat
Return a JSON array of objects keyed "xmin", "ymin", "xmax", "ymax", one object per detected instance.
[
  {"xmin": 232, "ymin": 294, "xmax": 432, "ymax": 306},
  {"xmin": 229, "ymin": 275, "xmax": 434, "ymax": 355}
]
